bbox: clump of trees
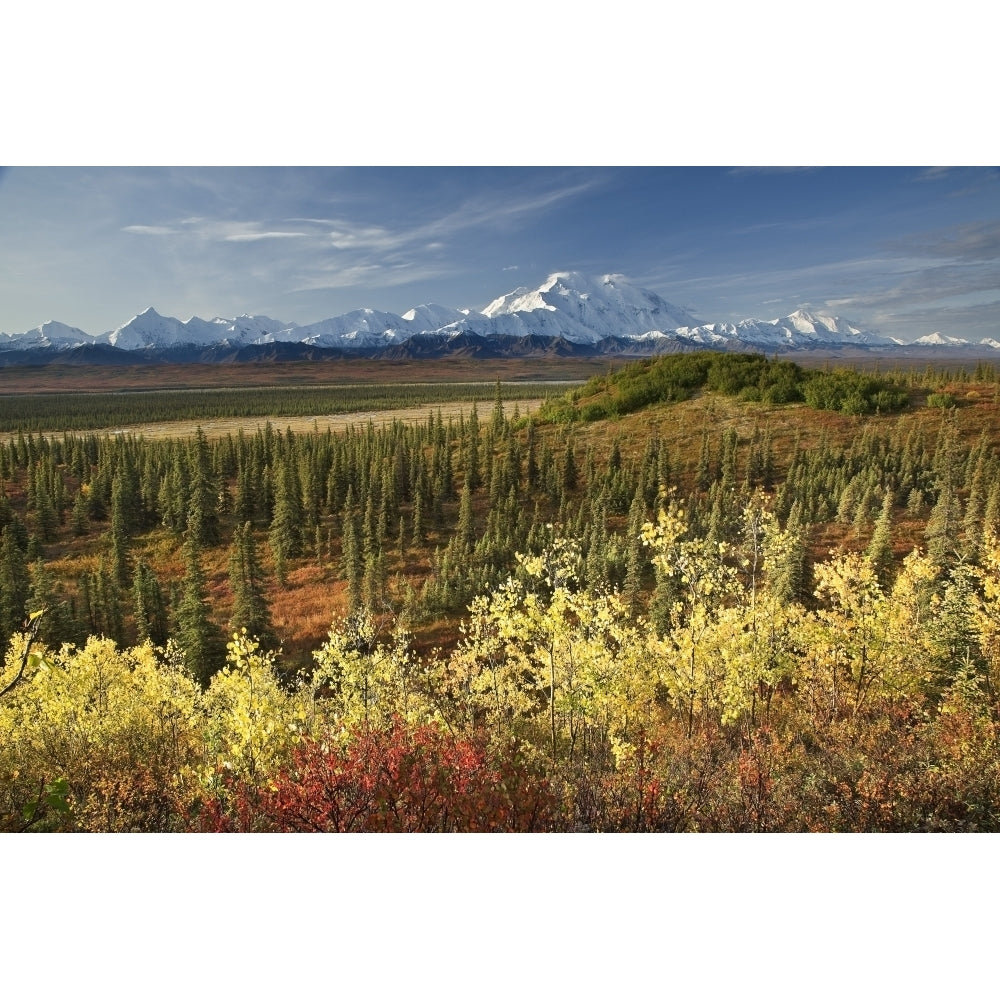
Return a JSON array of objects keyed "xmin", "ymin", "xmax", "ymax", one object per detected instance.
[{"xmin": 538, "ymin": 352, "xmax": 910, "ymax": 422}]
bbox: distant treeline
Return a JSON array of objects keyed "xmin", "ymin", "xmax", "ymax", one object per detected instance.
[
  {"xmin": 0, "ymin": 381, "xmax": 554, "ymax": 434},
  {"xmin": 538, "ymin": 352, "xmax": 912, "ymax": 422}
]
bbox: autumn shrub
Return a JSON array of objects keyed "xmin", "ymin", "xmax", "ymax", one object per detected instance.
[
  {"xmin": 191, "ymin": 719, "xmax": 559, "ymax": 832},
  {"xmin": 0, "ymin": 634, "xmax": 204, "ymax": 832}
]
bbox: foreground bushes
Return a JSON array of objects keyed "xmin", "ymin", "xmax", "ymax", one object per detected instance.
[
  {"xmin": 5, "ymin": 499, "xmax": 1000, "ymax": 832},
  {"xmin": 190, "ymin": 723, "xmax": 557, "ymax": 833}
]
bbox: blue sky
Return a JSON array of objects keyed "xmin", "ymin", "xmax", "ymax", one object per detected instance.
[{"xmin": 1, "ymin": 166, "xmax": 997, "ymax": 342}]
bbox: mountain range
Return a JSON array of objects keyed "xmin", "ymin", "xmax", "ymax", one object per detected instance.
[{"xmin": 1, "ymin": 272, "xmax": 994, "ymax": 364}]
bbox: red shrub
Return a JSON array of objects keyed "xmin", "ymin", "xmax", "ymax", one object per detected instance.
[{"xmin": 193, "ymin": 719, "xmax": 558, "ymax": 832}]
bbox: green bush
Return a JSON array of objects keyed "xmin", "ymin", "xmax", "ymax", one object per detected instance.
[
  {"xmin": 927, "ymin": 392, "xmax": 957, "ymax": 409},
  {"xmin": 581, "ymin": 402, "xmax": 609, "ymax": 422}
]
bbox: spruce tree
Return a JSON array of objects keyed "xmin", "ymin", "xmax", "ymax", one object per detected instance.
[
  {"xmin": 525, "ymin": 421, "xmax": 538, "ymax": 489},
  {"xmin": 623, "ymin": 488, "xmax": 646, "ymax": 614},
  {"xmin": 0, "ymin": 526, "xmax": 29, "ymax": 653},
  {"xmin": 491, "ymin": 378, "xmax": 505, "ymax": 438},
  {"xmin": 87, "ymin": 557, "xmax": 125, "ymax": 646},
  {"xmin": 696, "ymin": 429, "xmax": 712, "ymax": 492},
  {"xmin": 342, "ymin": 511, "xmax": 362, "ymax": 615},
  {"xmin": 867, "ymin": 490, "xmax": 895, "ymax": 587},
  {"xmin": 457, "ymin": 478, "xmax": 474, "ymax": 554},
  {"xmin": 228, "ymin": 521, "xmax": 276, "ymax": 648},
  {"xmin": 466, "ymin": 404, "xmax": 481, "ymax": 492},
  {"xmin": 925, "ymin": 482, "xmax": 962, "ymax": 565},
  {"xmin": 174, "ymin": 514, "xmax": 224, "ymax": 685},
  {"xmin": 28, "ymin": 559, "xmax": 76, "ymax": 649},
  {"xmin": 411, "ymin": 491, "xmax": 425, "ymax": 548},
  {"xmin": 109, "ymin": 471, "xmax": 132, "ymax": 585},
  {"xmin": 187, "ymin": 428, "xmax": 219, "ymax": 546},
  {"xmin": 562, "ymin": 439, "xmax": 578, "ymax": 493},
  {"xmin": 269, "ymin": 459, "xmax": 303, "ymax": 587},
  {"xmin": 131, "ymin": 557, "xmax": 169, "ymax": 647}
]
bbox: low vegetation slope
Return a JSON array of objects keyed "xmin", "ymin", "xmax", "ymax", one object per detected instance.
[{"xmin": 4, "ymin": 355, "xmax": 1000, "ymax": 830}]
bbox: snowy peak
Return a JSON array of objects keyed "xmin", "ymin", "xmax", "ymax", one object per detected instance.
[
  {"xmin": 0, "ymin": 320, "xmax": 95, "ymax": 350},
  {"xmin": 107, "ymin": 308, "xmax": 190, "ymax": 350},
  {"xmin": 719, "ymin": 310, "xmax": 890, "ymax": 348},
  {"xmin": 481, "ymin": 271, "xmax": 700, "ymax": 344},
  {"xmin": 401, "ymin": 303, "xmax": 470, "ymax": 328},
  {"xmin": 913, "ymin": 332, "xmax": 969, "ymax": 346},
  {"xmin": 784, "ymin": 310, "xmax": 853, "ymax": 337},
  {"xmin": 105, "ymin": 310, "xmax": 294, "ymax": 350}
]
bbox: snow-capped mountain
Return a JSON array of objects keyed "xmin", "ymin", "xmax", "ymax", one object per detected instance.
[
  {"xmin": 476, "ymin": 271, "xmax": 700, "ymax": 344},
  {"xmin": 911, "ymin": 332, "xmax": 969, "ymax": 347},
  {"xmin": 0, "ymin": 271, "xmax": 990, "ymax": 360},
  {"xmin": 105, "ymin": 308, "xmax": 293, "ymax": 350},
  {"xmin": 0, "ymin": 320, "xmax": 97, "ymax": 351},
  {"xmin": 667, "ymin": 310, "xmax": 895, "ymax": 350}
]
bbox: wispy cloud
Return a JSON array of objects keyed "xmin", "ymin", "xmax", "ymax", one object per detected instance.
[
  {"xmin": 317, "ymin": 176, "xmax": 601, "ymax": 257},
  {"xmin": 223, "ymin": 231, "xmax": 311, "ymax": 242},
  {"xmin": 825, "ymin": 262, "xmax": 1000, "ymax": 311},
  {"xmin": 727, "ymin": 166, "xmax": 822, "ymax": 176},
  {"xmin": 122, "ymin": 225, "xmax": 177, "ymax": 236},
  {"xmin": 884, "ymin": 219, "xmax": 1000, "ymax": 262},
  {"xmin": 870, "ymin": 299, "xmax": 1000, "ymax": 327},
  {"xmin": 288, "ymin": 261, "xmax": 454, "ymax": 294},
  {"xmin": 914, "ymin": 166, "xmax": 955, "ymax": 182},
  {"xmin": 112, "ymin": 174, "xmax": 601, "ymax": 303}
]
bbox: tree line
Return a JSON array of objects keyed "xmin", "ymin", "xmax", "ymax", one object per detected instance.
[
  {"xmin": 2, "ymin": 374, "xmax": 1000, "ymax": 688},
  {"xmin": 0, "ymin": 380, "xmax": 548, "ymax": 434}
]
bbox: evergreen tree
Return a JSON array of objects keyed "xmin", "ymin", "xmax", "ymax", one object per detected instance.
[
  {"xmin": 491, "ymin": 378, "xmax": 505, "ymax": 438},
  {"xmin": 457, "ymin": 478, "xmax": 474, "ymax": 554},
  {"xmin": 174, "ymin": 515, "xmax": 224, "ymax": 685},
  {"xmin": 719, "ymin": 427, "xmax": 738, "ymax": 496},
  {"xmin": 466, "ymin": 404, "xmax": 481, "ymax": 492},
  {"xmin": 87, "ymin": 558, "xmax": 125, "ymax": 646},
  {"xmin": 109, "ymin": 471, "xmax": 132, "ymax": 585},
  {"xmin": 269, "ymin": 459, "xmax": 303, "ymax": 587},
  {"xmin": 562, "ymin": 439, "xmax": 578, "ymax": 493},
  {"xmin": 187, "ymin": 428, "xmax": 219, "ymax": 546},
  {"xmin": 411, "ymin": 491, "xmax": 425, "ymax": 548},
  {"xmin": 623, "ymin": 488, "xmax": 646, "ymax": 614},
  {"xmin": 342, "ymin": 510, "xmax": 362, "ymax": 616},
  {"xmin": 33, "ymin": 485, "xmax": 58, "ymax": 543},
  {"xmin": 867, "ymin": 490, "xmax": 895, "ymax": 587},
  {"xmin": 769, "ymin": 502, "xmax": 808, "ymax": 606},
  {"xmin": 228, "ymin": 521, "xmax": 276, "ymax": 648},
  {"xmin": 362, "ymin": 547, "xmax": 387, "ymax": 615},
  {"xmin": 0, "ymin": 526, "xmax": 29, "ymax": 652},
  {"xmin": 71, "ymin": 487, "xmax": 89, "ymax": 537},
  {"xmin": 984, "ymin": 480, "xmax": 1000, "ymax": 539},
  {"xmin": 925, "ymin": 482, "xmax": 962, "ymax": 565},
  {"xmin": 696, "ymin": 428, "xmax": 712, "ymax": 492},
  {"xmin": 525, "ymin": 421, "xmax": 538, "ymax": 489},
  {"xmin": 131, "ymin": 557, "xmax": 169, "ymax": 647},
  {"xmin": 28, "ymin": 558, "xmax": 79, "ymax": 649}
]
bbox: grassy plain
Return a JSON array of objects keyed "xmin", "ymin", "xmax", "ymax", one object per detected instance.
[
  {"xmin": 0, "ymin": 357, "xmax": 619, "ymax": 394},
  {"xmin": 0, "ymin": 398, "xmax": 547, "ymax": 444}
]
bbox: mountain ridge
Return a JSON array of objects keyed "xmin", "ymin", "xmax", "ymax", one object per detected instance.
[{"xmin": 1, "ymin": 271, "xmax": 994, "ymax": 362}]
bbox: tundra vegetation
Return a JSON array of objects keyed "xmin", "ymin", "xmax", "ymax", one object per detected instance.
[{"xmin": 5, "ymin": 354, "xmax": 1000, "ymax": 831}]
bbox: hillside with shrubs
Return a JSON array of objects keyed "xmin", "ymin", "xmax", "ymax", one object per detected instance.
[{"xmin": 5, "ymin": 354, "xmax": 1000, "ymax": 831}]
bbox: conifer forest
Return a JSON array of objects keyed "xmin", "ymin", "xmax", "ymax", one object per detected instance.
[{"xmin": 6, "ymin": 353, "xmax": 1000, "ymax": 832}]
